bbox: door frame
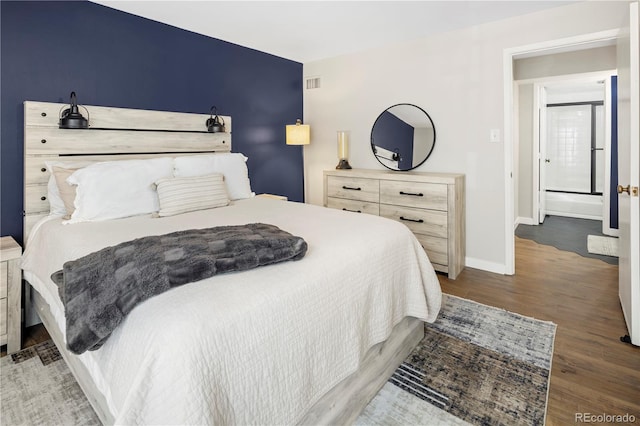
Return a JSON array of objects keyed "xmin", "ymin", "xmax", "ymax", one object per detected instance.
[
  {"xmin": 603, "ymin": 75, "xmax": 620, "ymax": 237},
  {"xmin": 503, "ymin": 29, "xmax": 620, "ymax": 275}
]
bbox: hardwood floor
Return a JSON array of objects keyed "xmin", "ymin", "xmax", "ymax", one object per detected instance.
[
  {"xmin": 4, "ymin": 236, "xmax": 639, "ymax": 424},
  {"xmin": 0, "ymin": 323, "xmax": 48, "ymax": 358},
  {"xmin": 440, "ymin": 237, "xmax": 640, "ymax": 425}
]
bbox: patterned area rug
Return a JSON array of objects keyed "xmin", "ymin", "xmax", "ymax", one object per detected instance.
[
  {"xmin": 0, "ymin": 340, "xmax": 100, "ymax": 425},
  {"xmin": 1, "ymin": 295, "xmax": 555, "ymax": 426},
  {"xmin": 358, "ymin": 294, "xmax": 557, "ymax": 426}
]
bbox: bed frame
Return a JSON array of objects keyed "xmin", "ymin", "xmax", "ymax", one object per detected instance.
[{"xmin": 23, "ymin": 100, "xmax": 423, "ymax": 425}]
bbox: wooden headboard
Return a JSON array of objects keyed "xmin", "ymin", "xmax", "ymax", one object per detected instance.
[{"xmin": 23, "ymin": 101, "xmax": 232, "ymax": 242}]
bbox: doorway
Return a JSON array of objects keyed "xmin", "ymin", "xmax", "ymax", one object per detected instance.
[
  {"xmin": 516, "ymin": 74, "xmax": 619, "ymax": 268},
  {"xmin": 503, "ymin": 30, "xmax": 620, "ymax": 274}
]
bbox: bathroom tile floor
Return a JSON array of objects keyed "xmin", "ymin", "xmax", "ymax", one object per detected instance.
[{"xmin": 515, "ymin": 215, "xmax": 618, "ymax": 265}]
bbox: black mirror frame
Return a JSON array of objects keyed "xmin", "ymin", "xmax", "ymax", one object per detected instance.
[{"xmin": 370, "ymin": 103, "xmax": 436, "ymax": 171}]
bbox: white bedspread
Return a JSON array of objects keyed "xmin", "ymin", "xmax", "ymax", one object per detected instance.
[{"xmin": 21, "ymin": 197, "xmax": 441, "ymax": 425}]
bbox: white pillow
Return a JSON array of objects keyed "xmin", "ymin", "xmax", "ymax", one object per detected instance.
[
  {"xmin": 173, "ymin": 153, "xmax": 254, "ymax": 200},
  {"xmin": 44, "ymin": 160, "xmax": 95, "ymax": 216},
  {"xmin": 154, "ymin": 173, "xmax": 230, "ymax": 217},
  {"xmin": 66, "ymin": 157, "xmax": 174, "ymax": 223},
  {"xmin": 51, "ymin": 166, "xmax": 80, "ymax": 220}
]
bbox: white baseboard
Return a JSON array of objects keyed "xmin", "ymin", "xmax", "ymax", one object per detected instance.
[
  {"xmin": 464, "ymin": 257, "xmax": 508, "ymax": 275},
  {"xmin": 546, "ymin": 211, "xmax": 602, "ymax": 221},
  {"xmin": 604, "ymin": 227, "xmax": 620, "ymax": 237},
  {"xmin": 515, "ymin": 216, "xmax": 537, "ymax": 227}
]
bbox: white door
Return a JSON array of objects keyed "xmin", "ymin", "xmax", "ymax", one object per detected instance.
[
  {"xmin": 617, "ymin": 1, "xmax": 640, "ymax": 346},
  {"xmin": 537, "ymin": 85, "xmax": 548, "ymax": 223}
]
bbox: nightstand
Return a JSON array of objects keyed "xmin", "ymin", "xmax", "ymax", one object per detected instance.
[
  {"xmin": 257, "ymin": 194, "xmax": 288, "ymax": 201},
  {"xmin": 1, "ymin": 236, "xmax": 22, "ymax": 354}
]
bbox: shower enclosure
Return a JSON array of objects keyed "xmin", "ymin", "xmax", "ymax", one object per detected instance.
[{"xmin": 544, "ymin": 101, "xmax": 605, "ymax": 219}]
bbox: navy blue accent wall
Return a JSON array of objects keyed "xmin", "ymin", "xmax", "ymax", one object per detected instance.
[
  {"xmin": 610, "ymin": 75, "xmax": 619, "ymax": 230},
  {"xmin": 1, "ymin": 1, "xmax": 303, "ymax": 244},
  {"xmin": 371, "ymin": 111, "xmax": 413, "ymax": 170}
]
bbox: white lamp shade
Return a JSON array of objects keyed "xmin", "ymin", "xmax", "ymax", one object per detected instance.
[{"xmin": 286, "ymin": 121, "xmax": 310, "ymax": 145}]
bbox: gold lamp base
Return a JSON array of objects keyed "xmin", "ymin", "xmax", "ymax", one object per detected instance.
[{"xmin": 336, "ymin": 159, "xmax": 352, "ymax": 169}]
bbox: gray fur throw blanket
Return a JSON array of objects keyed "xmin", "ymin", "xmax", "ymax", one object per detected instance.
[{"xmin": 50, "ymin": 223, "xmax": 307, "ymax": 354}]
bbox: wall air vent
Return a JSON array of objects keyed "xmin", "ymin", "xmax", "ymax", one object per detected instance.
[{"xmin": 306, "ymin": 77, "xmax": 321, "ymax": 90}]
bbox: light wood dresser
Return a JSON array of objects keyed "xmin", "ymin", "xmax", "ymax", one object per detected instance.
[
  {"xmin": 1, "ymin": 236, "xmax": 22, "ymax": 353},
  {"xmin": 324, "ymin": 169, "xmax": 465, "ymax": 279}
]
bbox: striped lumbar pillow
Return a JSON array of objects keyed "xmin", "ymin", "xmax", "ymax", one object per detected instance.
[{"xmin": 154, "ymin": 173, "xmax": 230, "ymax": 217}]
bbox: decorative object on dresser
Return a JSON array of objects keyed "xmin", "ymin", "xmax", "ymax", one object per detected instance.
[
  {"xmin": 371, "ymin": 103, "xmax": 436, "ymax": 171},
  {"xmin": 336, "ymin": 130, "xmax": 352, "ymax": 169},
  {"xmin": 1, "ymin": 236, "xmax": 22, "ymax": 354},
  {"xmin": 285, "ymin": 119, "xmax": 310, "ymax": 145},
  {"xmin": 324, "ymin": 168, "xmax": 465, "ymax": 279}
]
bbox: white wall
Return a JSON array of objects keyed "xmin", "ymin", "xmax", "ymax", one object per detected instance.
[
  {"xmin": 514, "ymin": 45, "xmax": 617, "ymax": 80},
  {"xmin": 302, "ymin": 1, "xmax": 629, "ymax": 273},
  {"xmin": 413, "ymin": 127, "xmax": 432, "ymax": 167}
]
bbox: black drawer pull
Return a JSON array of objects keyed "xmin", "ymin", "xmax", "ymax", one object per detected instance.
[
  {"xmin": 41, "ymin": 112, "xmax": 47, "ymax": 117},
  {"xmin": 40, "ymin": 196, "xmax": 47, "ymax": 201},
  {"xmin": 41, "ymin": 168, "xmax": 47, "ymax": 172},
  {"xmin": 400, "ymin": 216, "xmax": 424, "ymax": 223},
  {"xmin": 342, "ymin": 185, "xmax": 362, "ymax": 191},
  {"xmin": 399, "ymin": 191, "xmax": 423, "ymax": 197},
  {"xmin": 41, "ymin": 139, "xmax": 47, "ymax": 144},
  {"xmin": 342, "ymin": 208, "xmax": 362, "ymax": 213}
]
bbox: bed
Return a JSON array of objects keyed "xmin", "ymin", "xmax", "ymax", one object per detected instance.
[{"xmin": 20, "ymin": 101, "xmax": 442, "ymax": 425}]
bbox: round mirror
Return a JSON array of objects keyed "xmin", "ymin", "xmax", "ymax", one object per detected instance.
[{"xmin": 370, "ymin": 103, "xmax": 436, "ymax": 171}]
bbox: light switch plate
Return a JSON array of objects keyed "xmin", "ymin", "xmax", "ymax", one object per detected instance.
[{"xmin": 490, "ymin": 128, "xmax": 501, "ymax": 143}]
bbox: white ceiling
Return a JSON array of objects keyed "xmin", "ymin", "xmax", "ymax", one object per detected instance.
[{"xmin": 91, "ymin": 1, "xmax": 578, "ymax": 63}]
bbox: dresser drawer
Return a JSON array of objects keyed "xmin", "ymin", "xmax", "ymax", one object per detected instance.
[
  {"xmin": 0, "ymin": 297, "xmax": 7, "ymax": 336},
  {"xmin": 327, "ymin": 176, "xmax": 379, "ymax": 203},
  {"xmin": 327, "ymin": 197, "xmax": 380, "ymax": 215},
  {"xmin": 380, "ymin": 180, "xmax": 447, "ymax": 211},
  {"xmin": 0, "ymin": 262, "xmax": 7, "ymax": 298},
  {"xmin": 380, "ymin": 204, "xmax": 447, "ymax": 238},
  {"xmin": 415, "ymin": 234, "xmax": 448, "ymax": 267}
]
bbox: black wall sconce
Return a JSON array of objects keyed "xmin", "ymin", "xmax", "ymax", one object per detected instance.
[
  {"xmin": 206, "ymin": 106, "xmax": 226, "ymax": 133},
  {"xmin": 59, "ymin": 91, "xmax": 89, "ymax": 129}
]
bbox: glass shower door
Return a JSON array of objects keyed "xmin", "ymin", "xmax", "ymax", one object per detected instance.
[{"xmin": 546, "ymin": 104, "xmax": 602, "ymax": 194}]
